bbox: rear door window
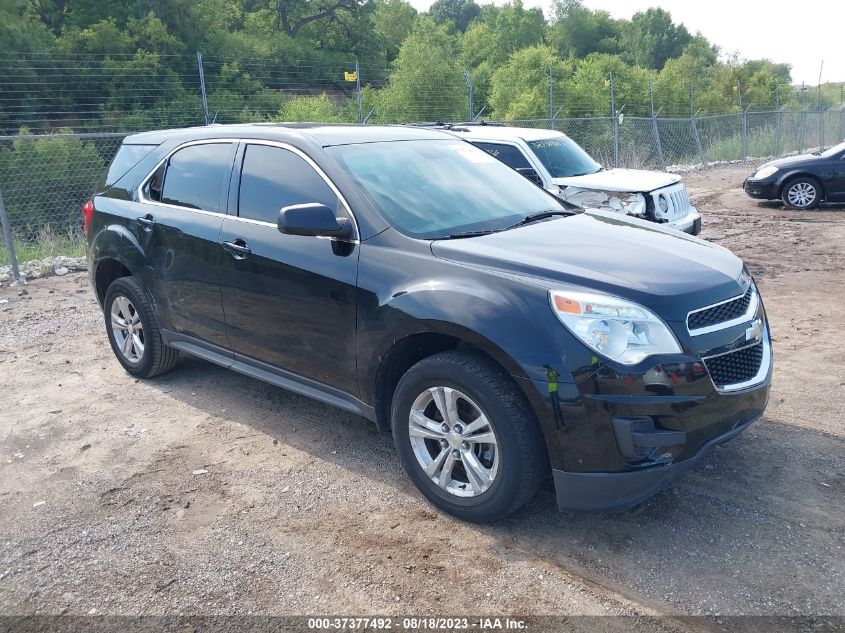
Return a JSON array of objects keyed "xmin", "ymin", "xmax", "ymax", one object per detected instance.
[
  {"xmin": 156, "ymin": 143, "xmax": 235, "ymax": 212},
  {"xmin": 237, "ymin": 144, "xmax": 337, "ymax": 224},
  {"xmin": 472, "ymin": 142, "xmax": 532, "ymax": 170}
]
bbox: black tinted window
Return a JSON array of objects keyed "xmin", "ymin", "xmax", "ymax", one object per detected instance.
[
  {"xmin": 105, "ymin": 144, "xmax": 156, "ymax": 188},
  {"xmin": 238, "ymin": 145, "xmax": 336, "ymax": 223},
  {"xmin": 160, "ymin": 143, "xmax": 234, "ymax": 212},
  {"xmin": 473, "ymin": 142, "xmax": 531, "ymax": 169}
]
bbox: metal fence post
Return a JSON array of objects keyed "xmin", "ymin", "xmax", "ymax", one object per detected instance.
[
  {"xmin": 819, "ymin": 107, "xmax": 824, "ymax": 150},
  {"xmin": 737, "ymin": 81, "xmax": 748, "ymax": 161},
  {"xmin": 197, "ymin": 52, "xmax": 209, "ymax": 125},
  {"xmin": 609, "ymin": 72, "xmax": 618, "ymax": 168},
  {"xmin": 742, "ymin": 108, "xmax": 749, "ymax": 161},
  {"xmin": 649, "ymin": 80, "xmax": 665, "ymax": 171},
  {"xmin": 464, "ymin": 68, "xmax": 474, "ymax": 122},
  {"xmin": 548, "ymin": 66, "xmax": 553, "ymax": 127},
  {"xmin": 0, "ymin": 189, "xmax": 25, "ymax": 285},
  {"xmin": 774, "ymin": 107, "xmax": 783, "ymax": 156},
  {"xmin": 690, "ymin": 85, "xmax": 705, "ymax": 164},
  {"xmin": 355, "ymin": 59, "xmax": 362, "ymax": 124},
  {"xmin": 799, "ymin": 108, "xmax": 806, "ymax": 153}
]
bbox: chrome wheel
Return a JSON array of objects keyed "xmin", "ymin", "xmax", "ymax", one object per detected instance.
[
  {"xmin": 110, "ymin": 295, "xmax": 144, "ymax": 363},
  {"xmin": 408, "ymin": 386, "xmax": 499, "ymax": 498},
  {"xmin": 786, "ymin": 182, "xmax": 816, "ymax": 208}
]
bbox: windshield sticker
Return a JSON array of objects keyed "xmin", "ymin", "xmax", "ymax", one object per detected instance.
[
  {"xmin": 448, "ymin": 144, "xmax": 496, "ymax": 164},
  {"xmin": 530, "ymin": 139, "xmax": 566, "ymax": 149}
]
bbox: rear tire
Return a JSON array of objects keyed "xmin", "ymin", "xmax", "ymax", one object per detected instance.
[
  {"xmin": 103, "ymin": 276, "xmax": 179, "ymax": 378},
  {"xmin": 782, "ymin": 176, "xmax": 821, "ymax": 210},
  {"xmin": 391, "ymin": 350, "xmax": 547, "ymax": 522}
]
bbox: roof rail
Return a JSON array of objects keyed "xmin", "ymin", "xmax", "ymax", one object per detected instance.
[
  {"xmin": 452, "ymin": 121, "xmax": 505, "ymax": 127},
  {"xmin": 407, "ymin": 121, "xmax": 506, "ymax": 132}
]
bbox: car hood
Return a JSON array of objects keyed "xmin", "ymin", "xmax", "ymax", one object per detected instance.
[
  {"xmin": 756, "ymin": 153, "xmax": 823, "ymax": 171},
  {"xmin": 553, "ymin": 168, "xmax": 681, "ymax": 193},
  {"xmin": 431, "ymin": 210, "xmax": 745, "ymax": 322}
]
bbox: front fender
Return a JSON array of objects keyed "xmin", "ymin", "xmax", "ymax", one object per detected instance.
[{"xmin": 773, "ymin": 169, "xmax": 826, "ymax": 196}]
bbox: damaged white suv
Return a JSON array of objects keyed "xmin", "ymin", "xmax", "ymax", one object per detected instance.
[{"xmin": 434, "ymin": 123, "xmax": 701, "ymax": 235}]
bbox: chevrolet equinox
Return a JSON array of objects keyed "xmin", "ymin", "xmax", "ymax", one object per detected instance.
[{"xmin": 85, "ymin": 124, "xmax": 772, "ymax": 522}]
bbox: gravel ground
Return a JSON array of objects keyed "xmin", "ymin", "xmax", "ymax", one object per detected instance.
[{"xmin": 0, "ymin": 164, "xmax": 843, "ymax": 624}]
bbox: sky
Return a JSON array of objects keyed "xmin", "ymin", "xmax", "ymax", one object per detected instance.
[{"xmin": 406, "ymin": 0, "xmax": 844, "ymax": 85}]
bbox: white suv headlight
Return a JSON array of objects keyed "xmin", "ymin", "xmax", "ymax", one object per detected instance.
[
  {"xmin": 753, "ymin": 165, "xmax": 778, "ymax": 180},
  {"xmin": 549, "ymin": 290, "xmax": 682, "ymax": 365}
]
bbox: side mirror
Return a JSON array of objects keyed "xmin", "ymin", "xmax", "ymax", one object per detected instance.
[
  {"xmin": 278, "ymin": 203, "xmax": 352, "ymax": 239},
  {"xmin": 516, "ymin": 167, "xmax": 543, "ymax": 187}
]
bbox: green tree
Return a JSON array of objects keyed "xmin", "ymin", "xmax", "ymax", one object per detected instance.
[
  {"xmin": 549, "ymin": 0, "xmax": 620, "ymax": 59},
  {"xmin": 429, "ymin": 0, "xmax": 480, "ymax": 32},
  {"xmin": 567, "ymin": 53, "xmax": 653, "ymax": 116},
  {"xmin": 375, "ymin": 17, "xmax": 466, "ymax": 122},
  {"xmin": 277, "ymin": 94, "xmax": 349, "ymax": 122},
  {"xmin": 489, "ymin": 45, "xmax": 572, "ymax": 120},
  {"xmin": 620, "ymin": 8, "xmax": 691, "ymax": 70},
  {"xmin": 373, "ymin": 0, "xmax": 416, "ymax": 61}
]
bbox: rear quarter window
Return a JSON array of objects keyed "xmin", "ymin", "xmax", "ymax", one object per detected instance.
[{"xmin": 101, "ymin": 143, "xmax": 157, "ymax": 190}]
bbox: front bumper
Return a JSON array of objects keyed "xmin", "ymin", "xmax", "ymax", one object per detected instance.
[
  {"xmin": 743, "ymin": 178, "xmax": 779, "ymax": 200},
  {"xmin": 553, "ymin": 414, "xmax": 759, "ymax": 512},
  {"xmin": 515, "ymin": 310, "xmax": 772, "ymax": 513},
  {"xmin": 665, "ymin": 207, "xmax": 702, "ymax": 235}
]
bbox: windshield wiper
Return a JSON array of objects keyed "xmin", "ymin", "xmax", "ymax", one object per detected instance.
[
  {"xmin": 504, "ymin": 210, "xmax": 574, "ymax": 230},
  {"xmin": 443, "ymin": 210, "xmax": 575, "ymax": 239},
  {"xmin": 444, "ymin": 229, "xmax": 500, "ymax": 239}
]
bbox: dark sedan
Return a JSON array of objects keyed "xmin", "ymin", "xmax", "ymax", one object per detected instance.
[{"xmin": 744, "ymin": 140, "xmax": 845, "ymax": 209}]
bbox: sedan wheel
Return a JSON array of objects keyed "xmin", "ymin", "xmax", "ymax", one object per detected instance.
[
  {"xmin": 408, "ymin": 386, "xmax": 499, "ymax": 497},
  {"xmin": 783, "ymin": 179, "xmax": 820, "ymax": 210}
]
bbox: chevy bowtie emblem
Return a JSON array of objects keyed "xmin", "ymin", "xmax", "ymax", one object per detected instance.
[{"xmin": 745, "ymin": 318, "xmax": 764, "ymax": 343}]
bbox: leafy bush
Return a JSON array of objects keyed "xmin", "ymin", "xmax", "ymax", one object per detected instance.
[{"xmin": 0, "ymin": 130, "xmax": 105, "ymax": 238}]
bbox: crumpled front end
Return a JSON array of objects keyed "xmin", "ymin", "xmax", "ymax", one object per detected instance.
[
  {"xmin": 558, "ymin": 187, "xmax": 648, "ymax": 218},
  {"xmin": 558, "ymin": 182, "xmax": 701, "ymax": 235}
]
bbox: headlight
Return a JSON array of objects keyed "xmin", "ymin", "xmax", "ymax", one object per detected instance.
[
  {"xmin": 657, "ymin": 195, "xmax": 669, "ymax": 213},
  {"xmin": 753, "ymin": 165, "xmax": 778, "ymax": 180},
  {"xmin": 549, "ymin": 290, "xmax": 682, "ymax": 365}
]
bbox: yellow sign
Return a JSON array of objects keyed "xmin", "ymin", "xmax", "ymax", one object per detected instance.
[{"xmin": 344, "ymin": 71, "xmax": 357, "ymax": 82}]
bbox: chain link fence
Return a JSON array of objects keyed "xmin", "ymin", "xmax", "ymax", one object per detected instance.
[{"xmin": 1, "ymin": 51, "xmax": 844, "ymax": 270}]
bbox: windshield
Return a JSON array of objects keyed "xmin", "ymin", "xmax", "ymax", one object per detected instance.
[
  {"xmin": 527, "ymin": 136, "xmax": 602, "ymax": 178},
  {"xmin": 327, "ymin": 140, "xmax": 565, "ymax": 239},
  {"xmin": 820, "ymin": 141, "xmax": 845, "ymax": 158}
]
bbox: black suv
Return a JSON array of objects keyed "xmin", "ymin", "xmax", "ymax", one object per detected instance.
[{"xmin": 85, "ymin": 124, "xmax": 772, "ymax": 522}]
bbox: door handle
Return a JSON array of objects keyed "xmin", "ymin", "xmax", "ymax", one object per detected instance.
[
  {"xmin": 223, "ymin": 239, "xmax": 251, "ymax": 260},
  {"xmin": 136, "ymin": 214, "xmax": 155, "ymax": 230}
]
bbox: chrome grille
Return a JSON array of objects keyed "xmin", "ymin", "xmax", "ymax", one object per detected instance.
[
  {"xmin": 688, "ymin": 287, "xmax": 753, "ymax": 331},
  {"xmin": 653, "ymin": 183, "xmax": 691, "ymax": 221},
  {"xmin": 704, "ymin": 342, "xmax": 765, "ymax": 389}
]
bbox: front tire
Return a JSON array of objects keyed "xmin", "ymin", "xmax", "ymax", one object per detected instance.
[
  {"xmin": 391, "ymin": 351, "xmax": 547, "ymax": 522},
  {"xmin": 103, "ymin": 276, "xmax": 179, "ymax": 378},
  {"xmin": 782, "ymin": 176, "xmax": 821, "ymax": 210}
]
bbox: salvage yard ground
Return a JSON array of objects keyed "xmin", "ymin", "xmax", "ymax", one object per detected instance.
[{"xmin": 0, "ymin": 164, "xmax": 843, "ymax": 624}]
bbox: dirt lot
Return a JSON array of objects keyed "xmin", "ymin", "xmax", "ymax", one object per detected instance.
[{"xmin": 1, "ymin": 164, "xmax": 843, "ymax": 624}]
